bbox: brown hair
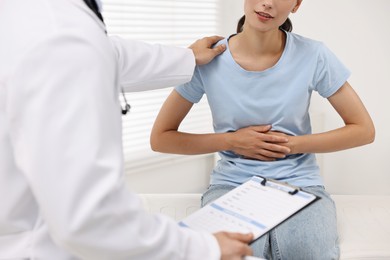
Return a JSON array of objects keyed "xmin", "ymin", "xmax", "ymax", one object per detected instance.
[{"xmin": 236, "ymin": 15, "xmax": 293, "ymax": 33}]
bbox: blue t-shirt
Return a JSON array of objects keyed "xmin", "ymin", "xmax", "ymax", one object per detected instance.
[{"xmin": 175, "ymin": 32, "xmax": 350, "ymax": 188}]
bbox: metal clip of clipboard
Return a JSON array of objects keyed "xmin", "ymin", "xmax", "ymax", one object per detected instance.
[{"xmin": 257, "ymin": 175, "xmax": 301, "ymax": 195}]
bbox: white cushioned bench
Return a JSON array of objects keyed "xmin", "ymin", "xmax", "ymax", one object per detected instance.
[{"xmin": 139, "ymin": 193, "xmax": 390, "ymax": 260}]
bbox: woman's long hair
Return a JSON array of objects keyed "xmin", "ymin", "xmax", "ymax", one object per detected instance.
[{"xmin": 236, "ymin": 15, "xmax": 293, "ymax": 33}]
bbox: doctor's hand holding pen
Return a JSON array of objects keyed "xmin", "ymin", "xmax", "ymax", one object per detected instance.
[{"xmin": 214, "ymin": 232, "xmax": 254, "ymax": 260}]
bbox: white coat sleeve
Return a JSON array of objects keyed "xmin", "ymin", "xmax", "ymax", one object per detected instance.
[
  {"xmin": 109, "ymin": 36, "xmax": 196, "ymax": 92},
  {"xmin": 6, "ymin": 31, "xmax": 220, "ymax": 259}
]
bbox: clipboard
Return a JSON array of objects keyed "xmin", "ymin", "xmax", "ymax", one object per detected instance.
[{"xmin": 178, "ymin": 176, "xmax": 320, "ymax": 242}]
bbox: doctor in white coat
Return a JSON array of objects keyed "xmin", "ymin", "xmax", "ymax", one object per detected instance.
[{"xmin": 0, "ymin": 0, "xmax": 253, "ymax": 259}]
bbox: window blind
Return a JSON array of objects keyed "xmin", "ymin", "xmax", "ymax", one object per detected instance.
[{"xmin": 102, "ymin": 0, "xmax": 218, "ymax": 174}]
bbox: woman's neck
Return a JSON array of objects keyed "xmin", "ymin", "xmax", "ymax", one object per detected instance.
[
  {"xmin": 228, "ymin": 28, "xmax": 286, "ymax": 71},
  {"xmin": 232, "ymin": 27, "xmax": 285, "ymax": 56}
]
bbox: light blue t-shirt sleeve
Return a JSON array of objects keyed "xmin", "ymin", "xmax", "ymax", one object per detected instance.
[
  {"xmin": 313, "ymin": 43, "xmax": 351, "ymax": 98},
  {"xmin": 175, "ymin": 66, "xmax": 205, "ymax": 103}
]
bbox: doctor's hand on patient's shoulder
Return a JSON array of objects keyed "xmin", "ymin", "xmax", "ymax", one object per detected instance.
[
  {"xmin": 227, "ymin": 125, "xmax": 291, "ymax": 161},
  {"xmin": 214, "ymin": 232, "xmax": 253, "ymax": 260},
  {"xmin": 189, "ymin": 36, "xmax": 226, "ymax": 65}
]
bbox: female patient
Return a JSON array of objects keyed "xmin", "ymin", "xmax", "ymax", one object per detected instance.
[{"xmin": 151, "ymin": 0, "xmax": 375, "ymax": 259}]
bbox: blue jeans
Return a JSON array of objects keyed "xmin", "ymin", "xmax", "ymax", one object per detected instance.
[{"xmin": 201, "ymin": 185, "xmax": 340, "ymax": 260}]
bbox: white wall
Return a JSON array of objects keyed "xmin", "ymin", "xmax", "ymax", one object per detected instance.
[
  {"xmin": 217, "ymin": 0, "xmax": 245, "ymax": 36},
  {"xmin": 126, "ymin": 155, "xmax": 214, "ymax": 193},
  {"xmin": 127, "ymin": 0, "xmax": 390, "ymax": 196}
]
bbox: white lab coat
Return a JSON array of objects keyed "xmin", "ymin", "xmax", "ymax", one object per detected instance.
[{"xmin": 0, "ymin": 0, "xmax": 220, "ymax": 259}]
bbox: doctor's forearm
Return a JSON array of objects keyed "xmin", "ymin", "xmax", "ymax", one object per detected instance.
[{"xmin": 110, "ymin": 36, "xmax": 196, "ymax": 92}]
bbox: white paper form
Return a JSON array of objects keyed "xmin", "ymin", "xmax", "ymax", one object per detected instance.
[{"xmin": 179, "ymin": 176, "xmax": 318, "ymax": 239}]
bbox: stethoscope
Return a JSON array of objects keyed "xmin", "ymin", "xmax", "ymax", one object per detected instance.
[
  {"xmin": 83, "ymin": 0, "xmax": 131, "ymax": 116},
  {"xmin": 121, "ymin": 88, "xmax": 131, "ymax": 115}
]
